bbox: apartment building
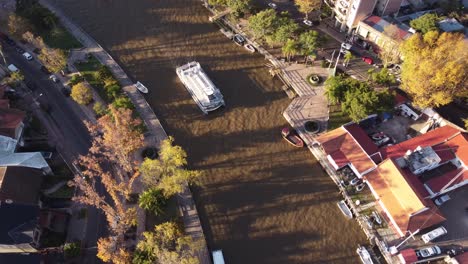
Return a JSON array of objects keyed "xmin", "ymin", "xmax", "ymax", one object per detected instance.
[{"xmin": 327, "ymin": 0, "xmax": 403, "ymax": 33}]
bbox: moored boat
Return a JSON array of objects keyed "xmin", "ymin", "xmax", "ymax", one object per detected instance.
[
  {"xmin": 244, "ymin": 43, "xmax": 256, "ymax": 53},
  {"xmin": 176, "ymin": 61, "xmax": 225, "ymax": 114},
  {"xmin": 337, "ymin": 200, "xmax": 353, "ymax": 219},
  {"xmin": 356, "ymin": 246, "xmax": 374, "ymax": 264},
  {"xmin": 135, "ymin": 81, "xmax": 149, "ymax": 93},
  {"xmin": 281, "ymin": 127, "xmax": 304, "ymax": 147},
  {"xmin": 232, "ymin": 34, "xmax": 245, "ymax": 46}
]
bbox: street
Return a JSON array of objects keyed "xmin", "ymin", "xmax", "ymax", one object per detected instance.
[{"xmin": 2, "ymin": 42, "xmax": 106, "ymax": 263}]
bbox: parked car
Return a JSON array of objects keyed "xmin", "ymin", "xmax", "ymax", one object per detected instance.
[
  {"xmin": 303, "ymin": 20, "xmax": 313, "ymax": 26},
  {"xmin": 22, "ymin": 52, "xmax": 33, "ymax": 61},
  {"xmin": 268, "ymin": 2, "xmax": 277, "ymax": 9},
  {"xmin": 421, "ymin": 227, "xmax": 447, "ymax": 243},
  {"xmin": 416, "ymin": 246, "xmax": 441, "ymax": 259},
  {"xmin": 7, "ymin": 64, "xmax": 19, "ymax": 73},
  {"xmin": 5, "ymin": 38, "xmax": 15, "ymax": 46},
  {"xmin": 341, "ymin": 42, "xmax": 352, "ymax": 50},
  {"xmin": 434, "ymin": 194, "xmax": 450, "ymax": 206},
  {"xmin": 16, "ymin": 46, "xmax": 25, "ymax": 54},
  {"xmin": 49, "ymin": 74, "xmax": 58, "ymax": 83},
  {"xmin": 362, "ymin": 56, "xmax": 373, "ymax": 65},
  {"xmin": 61, "ymin": 87, "xmax": 71, "ymax": 97}
]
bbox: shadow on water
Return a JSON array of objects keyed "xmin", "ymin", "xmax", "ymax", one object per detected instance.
[{"xmin": 50, "ymin": 0, "xmax": 368, "ymax": 262}]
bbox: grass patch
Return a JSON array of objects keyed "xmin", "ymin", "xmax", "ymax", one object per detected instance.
[
  {"xmin": 48, "ymin": 185, "xmax": 74, "ymax": 199},
  {"xmin": 38, "ymin": 25, "xmax": 82, "ymax": 51},
  {"xmin": 75, "ymin": 57, "xmax": 112, "ymax": 103},
  {"xmin": 328, "ymin": 104, "xmax": 351, "ymax": 130}
]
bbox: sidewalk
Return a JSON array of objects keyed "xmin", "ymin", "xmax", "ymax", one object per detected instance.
[{"xmin": 39, "ymin": 0, "xmax": 211, "ymax": 263}]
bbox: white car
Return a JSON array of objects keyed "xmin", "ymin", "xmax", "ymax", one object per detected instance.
[
  {"xmin": 421, "ymin": 227, "xmax": 447, "ymax": 243},
  {"xmin": 341, "ymin": 42, "xmax": 352, "ymax": 50},
  {"xmin": 268, "ymin": 2, "xmax": 277, "ymax": 9},
  {"xmin": 49, "ymin": 74, "xmax": 58, "ymax": 83},
  {"xmin": 303, "ymin": 20, "xmax": 312, "ymax": 26},
  {"xmin": 416, "ymin": 246, "xmax": 441, "ymax": 258},
  {"xmin": 7, "ymin": 64, "xmax": 19, "ymax": 73},
  {"xmin": 434, "ymin": 194, "xmax": 450, "ymax": 206},
  {"xmin": 22, "ymin": 52, "xmax": 33, "ymax": 60}
]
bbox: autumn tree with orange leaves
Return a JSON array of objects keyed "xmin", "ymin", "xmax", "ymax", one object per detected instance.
[{"xmin": 71, "ymin": 106, "xmax": 144, "ymax": 263}]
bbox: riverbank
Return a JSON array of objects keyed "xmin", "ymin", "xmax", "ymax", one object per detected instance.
[{"xmin": 47, "ymin": 0, "xmax": 367, "ymax": 263}]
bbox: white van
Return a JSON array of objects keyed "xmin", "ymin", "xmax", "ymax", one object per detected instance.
[
  {"xmin": 7, "ymin": 64, "xmax": 19, "ymax": 73},
  {"xmin": 212, "ymin": 250, "xmax": 225, "ymax": 264},
  {"xmin": 22, "ymin": 52, "xmax": 33, "ymax": 61},
  {"xmin": 421, "ymin": 226, "xmax": 447, "ymax": 243}
]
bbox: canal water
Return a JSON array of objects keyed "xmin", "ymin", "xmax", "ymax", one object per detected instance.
[{"xmin": 50, "ymin": 0, "xmax": 366, "ymax": 263}]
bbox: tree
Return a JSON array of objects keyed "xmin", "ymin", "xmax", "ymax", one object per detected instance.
[
  {"xmin": 342, "ymin": 88, "xmax": 379, "ymax": 122},
  {"xmin": 140, "ymin": 136, "xmax": 201, "ymax": 197},
  {"xmin": 227, "ymin": 0, "xmax": 251, "ymax": 17},
  {"xmin": 138, "ymin": 188, "xmax": 168, "ymax": 215},
  {"xmin": 63, "ymin": 242, "xmax": 80, "ymax": 259},
  {"xmin": 105, "ymin": 83, "xmax": 121, "ymax": 100},
  {"xmin": 369, "ymin": 67, "xmax": 396, "ymax": 86},
  {"xmin": 6, "ymin": 71, "xmax": 25, "ymax": 87},
  {"xmin": 93, "ymin": 101, "xmax": 107, "ymax": 116},
  {"xmin": 343, "ymin": 52, "xmax": 354, "ymax": 67},
  {"xmin": 324, "ymin": 75, "xmax": 349, "ymax": 104},
  {"xmin": 134, "ymin": 222, "xmax": 201, "ymax": 264},
  {"xmin": 399, "ymin": 31, "xmax": 468, "ymax": 107},
  {"xmin": 282, "ymin": 39, "xmax": 299, "ymax": 62},
  {"xmin": 71, "ymin": 106, "xmax": 144, "ymax": 261},
  {"xmin": 266, "ymin": 13, "xmax": 299, "ymax": 46},
  {"xmin": 298, "ymin": 30, "xmax": 321, "ymax": 58},
  {"xmin": 248, "ymin": 9, "xmax": 277, "ymax": 39},
  {"xmin": 38, "ymin": 47, "xmax": 67, "ymax": 73},
  {"xmin": 378, "ymin": 25, "xmax": 403, "ymax": 67},
  {"xmin": 71, "ymin": 83, "xmax": 93, "ymax": 105},
  {"xmin": 464, "ymin": 118, "xmax": 468, "ymax": 130},
  {"xmin": 409, "ymin": 13, "xmax": 440, "ymax": 34},
  {"xmin": 113, "ymin": 96, "xmax": 135, "ymax": 110},
  {"xmin": 97, "ymin": 65, "xmax": 113, "ymax": 82},
  {"xmin": 97, "ymin": 237, "xmax": 132, "ymax": 264},
  {"xmin": 295, "ymin": 0, "xmax": 321, "ymax": 20},
  {"xmin": 7, "ymin": 14, "xmax": 32, "ymax": 39},
  {"xmin": 22, "ymin": 31, "xmax": 45, "ymax": 49}
]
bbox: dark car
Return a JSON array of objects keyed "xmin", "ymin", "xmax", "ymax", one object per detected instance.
[
  {"xmin": 5, "ymin": 38, "xmax": 15, "ymax": 46},
  {"xmin": 40, "ymin": 65, "xmax": 51, "ymax": 74},
  {"xmin": 15, "ymin": 46, "xmax": 25, "ymax": 54}
]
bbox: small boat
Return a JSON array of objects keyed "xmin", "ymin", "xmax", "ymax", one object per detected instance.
[
  {"xmin": 356, "ymin": 246, "xmax": 374, "ymax": 264},
  {"xmin": 135, "ymin": 81, "xmax": 148, "ymax": 94},
  {"xmin": 337, "ymin": 200, "xmax": 353, "ymax": 219},
  {"xmin": 281, "ymin": 127, "xmax": 304, "ymax": 147},
  {"xmin": 244, "ymin": 44, "xmax": 256, "ymax": 53},
  {"xmin": 232, "ymin": 34, "xmax": 245, "ymax": 46}
]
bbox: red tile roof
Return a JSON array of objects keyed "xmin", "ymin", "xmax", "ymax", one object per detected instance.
[
  {"xmin": 382, "ymin": 126, "xmax": 461, "ymax": 159},
  {"xmin": 315, "ymin": 127, "xmax": 376, "ymax": 174},
  {"xmin": 455, "ymin": 252, "xmax": 468, "ymax": 263},
  {"xmin": 399, "ymin": 249, "xmax": 418, "ymax": 263},
  {"xmin": 344, "ymin": 123, "xmax": 379, "ymax": 156},
  {"xmin": 0, "ymin": 108, "xmax": 25, "ymax": 138},
  {"xmin": 363, "ymin": 16, "xmax": 412, "ymax": 40},
  {"xmin": 329, "ymin": 150, "xmax": 349, "ymax": 168},
  {"xmin": 426, "ymin": 169, "xmax": 468, "ymax": 193}
]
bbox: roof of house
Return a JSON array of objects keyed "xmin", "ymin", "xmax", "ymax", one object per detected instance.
[
  {"xmin": 382, "ymin": 126, "xmax": 461, "ymax": 159},
  {"xmin": 344, "ymin": 123, "xmax": 379, "ymax": 156},
  {"xmin": 362, "ymin": 16, "xmax": 412, "ymax": 40},
  {"xmin": 365, "ymin": 159, "xmax": 445, "ymax": 233},
  {"xmin": 0, "ymin": 108, "xmax": 25, "ymax": 138},
  {"xmin": 0, "ymin": 166, "xmax": 43, "ymax": 205},
  {"xmin": 438, "ymin": 18, "xmax": 464, "ymax": 32},
  {"xmin": 0, "ymin": 152, "xmax": 49, "ymax": 171},
  {"xmin": 426, "ymin": 169, "xmax": 468, "ymax": 193},
  {"xmin": 0, "ymin": 203, "xmax": 38, "ymax": 245},
  {"xmin": 315, "ymin": 126, "xmax": 376, "ymax": 173},
  {"xmin": 455, "ymin": 252, "xmax": 468, "ymax": 263}
]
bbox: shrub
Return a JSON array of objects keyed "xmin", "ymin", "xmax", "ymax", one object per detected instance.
[
  {"xmin": 63, "ymin": 242, "xmax": 80, "ymax": 259},
  {"xmin": 138, "ymin": 188, "xmax": 168, "ymax": 215},
  {"xmin": 93, "ymin": 102, "xmax": 107, "ymax": 116},
  {"xmin": 71, "ymin": 83, "xmax": 93, "ymax": 105},
  {"xmin": 112, "ymin": 96, "xmax": 134, "ymax": 110},
  {"xmin": 104, "ymin": 83, "xmax": 121, "ymax": 100},
  {"xmin": 69, "ymin": 74, "xmax": 84, "ymax": 86},
  {"xmin": 97, "ymin": 65, "xmax": 113, "ymax": 82}
]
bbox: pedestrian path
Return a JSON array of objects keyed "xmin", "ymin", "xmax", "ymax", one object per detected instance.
[{"xmin": 39, "ymin": 1, "xmax": 211, "ymax": 263}]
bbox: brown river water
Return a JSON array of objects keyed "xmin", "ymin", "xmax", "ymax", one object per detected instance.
[{"xmin": 50, "ymin": 0, "xmax": 366, "ymax": 263}]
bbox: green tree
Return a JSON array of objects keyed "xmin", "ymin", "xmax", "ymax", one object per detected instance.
[
  {"xmin": 228, "ymin": 0, "xmax": 251, "ymax": 17},
  {"xmin": 138, "ymin": 188, "xmax": 168, "ymax": 215},
  {"xmin": 266, "ymin": 13, "xmax": 299, "ymax": 46},
  {"xmin": 282, "ymin": 39, "xmax": 299, "ymax": 62},
  {"xmin": 369, "ymin": 67, "xmax": 396, "ymax": 86},
  {"xmin": 105, "ymin": 84, "xmax": 121, "ymax": 100},
  {"xmin": 399, "ymin": 31, "xmax": 468, "ymax": 107},
  {"xmin": 409, "ymin": 13, "xmax": 441, "ymax": 34},
  {"xmin": 112, "ymin": 96, "xmax": 134, "ymax": 110},
  {"xmin": 7, "ymin": 71, "xmax": 25, "ymax": 87},
  {"xmin": 324, "ymin": 75, "xmax": 349, "ymax": 104},
  {"xmin": 7, "ymin": 14, "xmax": 32, "ymax": 39},
  {"xmin": 71, "ymin": 82, "xmax": 93, "ymax": 105},
  {"xmin": 343, "ymin": 52, "xmax": 354, "ymax": 67},
  {"xmin": 342, "ymin": 88, "xmax": 379, "ymax": 122},
  {"xmin": 295, "ymin": 0, "xmax": 321, "ymax": 20},
  {"xmin": 134, "ymin": 222, "xmax": 201, "ymax": 264},
  {"xmin": 298, "ymin": 30, "xmax": 321, "ymax": 58},
  {"xmin": 248, "ymin": 9, "xmax": 277, "ymax": 39},
  {"xmin": 93, "ymin": 101, "xmax": 107, "ymax": 116},
  {"xmin": 97, "ymin": 65, "xmax": 113, "ymax": 82},
  {"xmin": 63, "ymin": 242, "xmax": 81, "ymax": 259},
  {"xmin": 140, "ymin": 136, "xmax": 201, "ymax": 197},
  {"xmin": 38, "ymin": 47, "xmax": 67, "ymax": 73}
]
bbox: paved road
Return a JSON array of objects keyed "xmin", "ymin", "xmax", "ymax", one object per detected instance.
[{"xmin": 2, "ymin": 43, "xmax": 106, "ymax": 263}]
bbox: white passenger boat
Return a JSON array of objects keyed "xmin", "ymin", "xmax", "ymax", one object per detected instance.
[
  {"xmin": 176, "ymin": 61, "xmax": 225, "ymax": 114},
  {"xmin": 356, "ymin": 246, "xmax": 374, "ymax": 264},
  {"xmin": 337, "ymin": 200, "xmax": 353, "ymax": 219},
  {"xmin": 244, "ymin": 43, "xmax": 256, "ymax": 53},
  {"xmin": 135, "ymin": 81, "xmax": 148, "ymax": 93}
]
